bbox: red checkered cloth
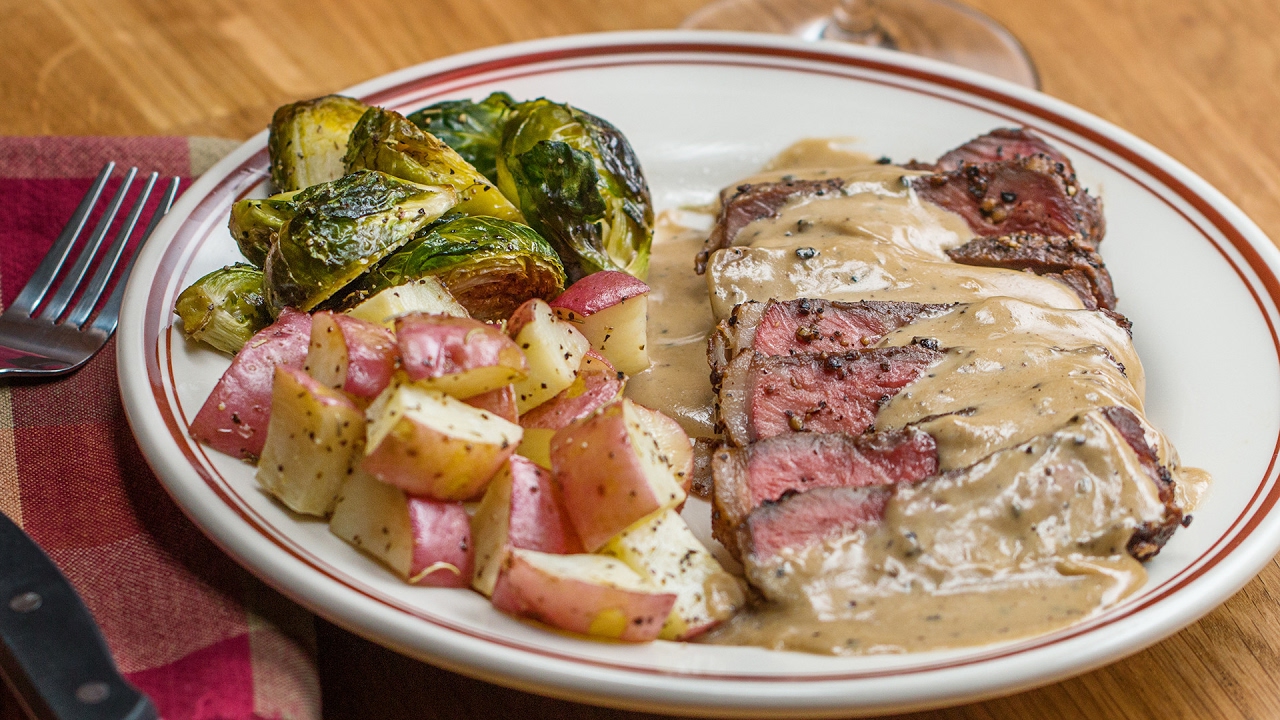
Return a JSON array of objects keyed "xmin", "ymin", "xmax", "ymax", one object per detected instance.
[{"xmin": 0, "ymin": 137, "xmax": 320, "ymax": 720}]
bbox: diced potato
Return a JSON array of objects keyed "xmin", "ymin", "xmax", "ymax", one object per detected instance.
[
  {"xmin": 472, "ymin": 456, "xmax": 582, "ymax": 596},
  {"xmin": 305, "ymin": 311, "xmax": 398, "ymax": 399},
  {"xmin": 599, "ymin": 509, "xmax": 745, "ymax": 640},
  {"xmin": 464, "ymin": 385, "xmax": 519, "ymax": 423},
  {"xmin": 491, "ymin": 549, "xmax": 676, "ymax": 642},
  {"xmin": 190, "ymin": 308, "xmax": 311, "ymax": 460},
  {"xmin": 362, "ymin": 383, "xmax": 522, "ymax": 500},
  {"xmin": 550, "ymin": 271, "xmax": 651, "ymax": 375},
  {"xmin": 396, "ymin": 314, "xmax": 527, "ymax": 399},
  {"xmin": 256, "ymin": 366, "xmax": 366, "ymax": 516},
  {"xmin": 515, "ymin": 429, "xmax": 555, "ymax": 470},
  {"xmin": 346, "ymin": 277, "xmax": 469, "ymax": 330},
  {"xmin": 550, "ymin": 399, "xmax": 688, "ymax": 551},
  {"xmin": 329, "ymin": 469, "xmax": 473, "ymax": 587},
  {"xmin": 516, "ymin": 350, "xmax": 623, "ymax": 467},
  {"xmin": 507, "ymin": 299, "xmax": 590, "ymax": 413}
]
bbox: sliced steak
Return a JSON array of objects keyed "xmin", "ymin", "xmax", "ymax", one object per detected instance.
[
  {"xmin": 696, "ymin": 178, "xmax": 845, "ymax": 274},
  {"xmin": 711, "ymin": 428, "xmax": 937, "ymax": 560},
  {"xmin": 933, "ymin": 128, "xmax": 1075, "ymax": 174},
  {"xmin": 709, "ymin": 299, "xmax": 953, "ymax": 388},
  {"xmin": 690, "ymin": 436, "xmax": 717, "ymax": 501},
  {"xmin": 716, "ymin": 343, "xmax": 945, "ymax": 446},
  {"xmin": 1100, "ymin": 406, "xmax": 1185, "ymax": 561},
  {"xmin": 945, "ymin": 232, "xmax": 1117, "ymax": 310},
  {"xmin": 910, "ymin": 155, "xmax": 1105, "ymax": 246},
  {"xmin": 742, "ymin": 486, "xmax": 891, "ymax": 563}
]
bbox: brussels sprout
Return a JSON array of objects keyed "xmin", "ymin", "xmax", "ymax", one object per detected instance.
[
  {"xmin": 174, "ymin": 264, "xmax": 272, "ymax": 355},
  {"xmin": 343, "ymin": 107, "xmax": 523, "ymax": 223},
  {"xmin": 268, "ymin": 95, "xmax": 370, "ymax": 192},
  {"xmin": 495, "ymin": 99, "xmax": 653, "ymax": 282},
  {"xmin": 332, "ymin": 215, "xmax": 565, "ymax": 322},
  {"xmin": 407, "ymin": 92, "xmax": 515, "ymax": 183},
  {"xmin": 263, "ymin": 170, "xmax": 457, "ymax": 315},
  {"xmin": 228, "ymin": 191, "xmax": 300, "ymax": 267}
]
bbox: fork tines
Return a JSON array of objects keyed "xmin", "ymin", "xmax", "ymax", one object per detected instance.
[{"xmin": 8, "ymin": 163, "xmax": 180, "ymax": 329}]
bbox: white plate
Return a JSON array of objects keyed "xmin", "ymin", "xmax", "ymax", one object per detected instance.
[{"xmin": 117, "ymin": 31, "xmax": 1280, "ymax": 718}]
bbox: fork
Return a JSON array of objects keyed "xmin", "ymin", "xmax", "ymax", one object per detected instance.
[{"xmin": 0, "ymin": 163, "xmax": 180, "ymax": 379}]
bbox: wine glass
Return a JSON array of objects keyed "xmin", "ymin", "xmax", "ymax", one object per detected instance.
[{"xmin": 682, "ymin": 0, "xmax": 1040, "ymax": 89}]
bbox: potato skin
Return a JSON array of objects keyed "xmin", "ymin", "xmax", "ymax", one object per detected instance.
[
  {"xmin": 362, "ymin": 387, "xmax": 521, "ymax": 501},
  {"xmin": 395, "ymin": 314, "xmax": 527, "ymax": 398},
  {"xmin": 190, "ymin": 307, "xmax": 311, "ymax": 460},
  {"xmin": 306, "ymin": 311, "xmax": 399, "ymax": 399},
  {"xmin": 490, "ymin": 549, "xmax": 675, "ymax": 642},
  {"xmin": 255, "ymin": 366, "xmax": 366, "ymax": 516},
  {"xmin": 550, "ymin": 400, "xmax": 686, "ymax": 551}
]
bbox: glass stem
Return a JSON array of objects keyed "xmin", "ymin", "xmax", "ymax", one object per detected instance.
[{"xmin": 827, "ymin": 0, "xmax": 896, "ymax": 48}]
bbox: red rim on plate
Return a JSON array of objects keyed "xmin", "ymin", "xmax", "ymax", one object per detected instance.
[{"xmin": 117, "ymin": 32, "xmax": 1280, "ymax": 717}]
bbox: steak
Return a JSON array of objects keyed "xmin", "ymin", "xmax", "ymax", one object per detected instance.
[
  {"xmin": 711, "ymin": 428, "xmax": 937, "ymax": 560},
  {"xmin": 695, "ymin": 178, "xmax": 845, "ymax": 274},
  {"xmin": 933, "ymin": 128, "xmax": 1076, "ymax": 174},
  {"xmin": 1100, "ymin": 406, "xmax": 1185, "ymax": 560},
  {"xmin": 716, "ymin": 343, "xmax": 945, "ymax": 446},
  {"xmin": 945, "ymin": 232, "xmax": 1117, "ymax": 310},
  {"xmin": 709, "ymin": 299, "xmax": 953, "ymax": 389},
  {"xmin": 742, "ymin": 486, "xmax": 891, "ymax": 563},
  {"xmin": 910, "ymin": 155, "xmax": 1105, "ymax": 246}
]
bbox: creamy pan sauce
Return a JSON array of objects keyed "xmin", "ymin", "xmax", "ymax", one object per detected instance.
[{"xmin": 626, "ymin": 141, "xmax": 1209, "ymax": 654}]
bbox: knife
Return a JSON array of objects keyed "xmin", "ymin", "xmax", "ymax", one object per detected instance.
[{"xmin": 0, "ymin": 512, "xmax": 157, "ymax": 720}]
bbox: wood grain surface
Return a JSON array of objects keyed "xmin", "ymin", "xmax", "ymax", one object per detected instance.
[{"xmin": 3, "ymin": 0, "xmax": 1278, "ymax": 717}]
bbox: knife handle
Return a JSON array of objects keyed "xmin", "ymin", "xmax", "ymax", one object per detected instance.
[{"xmin": 0, "ymin": 513, "xmax": 156, "ymax": 720}]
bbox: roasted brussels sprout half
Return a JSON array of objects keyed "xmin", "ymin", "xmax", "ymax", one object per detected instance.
[
  {"xmin": 174, "ymin": 264, "xmax": 272, "ymax": 355},
  {"xmin": 407, "ymin": 92, "xmax": 515, "ymax": 183},
  {"xmin": 268, "ymin": 95, "xmax": 370, "ymax": 192},
  {"xmin": 343, "ymin": 107, "xmax": 523, "ymax": 223},
  {"xmin": 228, "ymin": 191, "xmax": 300, "ymax": 267},
  {"xmin": 495, "ymin": 99, "xmax": 653, "ymax": 282},
  {"xmin": 332, "ymin": 215, "xmax": 565, "ymax": 322},
  {"xmin": 263, "ymin": 170, "xmax": 457, "ymax": 315}
]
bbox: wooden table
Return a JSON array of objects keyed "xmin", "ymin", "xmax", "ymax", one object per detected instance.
[{"xmin": 4, "ymin": 0, "xmax": 1279, "ymax": 717}]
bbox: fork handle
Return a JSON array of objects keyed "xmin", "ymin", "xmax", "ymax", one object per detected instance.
[{"xmin": 0, "ymin": 513, "xmax": 156, "ymax": 720}]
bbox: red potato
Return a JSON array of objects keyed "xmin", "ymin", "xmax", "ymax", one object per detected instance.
[
  {"xmin": 507, "ymin": 299, "xmax": 591, "ymax": 414},
  {"xmin": 520, "ymin": 351, "xmax": 623, "ymax": 431},
  {"xmin": 256, "ymin": 366, "xmax": 366, "ymax": 516},
  {"xmin": 550, "ymin": 271, "xmax": 650, "ymax": 376},
  {"xmin": 362, "ymin": 382, "xmax": 522, "ymax": 500},
  {"xmin": 490, "ymin": 549, "xmax": 676, "ymax": 642},
  {"xmin": 550, "ymin": 399, "xmax": 689, "ymax": 551},
  {"xmin": 515, "ymin": 429, "xmax": 555, "ymax": 470},
  {"xmin": 516, "ymin": 351, "xmax": 624, "ymax": 466},
  {"xmin": 346, "ymin": 277, "xmax": 468, "ymax": 330},
  {"xmin": 305, "ymin": 311, "xmax": 398, "ymax": 399},
  {"xmin": 628, "ymin": 403, "xmax": 694, "ymax": 499},
  {"xmin": 464, "ymin": 385, "xmax": 519, "ymax": 423},
  {"xmin": 599, "ymin": 509, "xmax": 746, "ymax": 640},
  {"xmin": 329, "ymin": 469, "xmax": 474, "ymax": 587},
  {"xmin": 190, "ymin": 307, "xmax": 311, "ymax": 460},
  {"xmin": 396, "ymin": 314, "xmax": 527, "ymax": 399},
  {"xmin": 471, "ymin": 456, "xmax": 583, "ymax": 596}
]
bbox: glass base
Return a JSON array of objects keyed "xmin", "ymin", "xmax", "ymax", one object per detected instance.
[{"xmin": 681, "ymin": 0, "xmax": 1040, "ymax": 89}]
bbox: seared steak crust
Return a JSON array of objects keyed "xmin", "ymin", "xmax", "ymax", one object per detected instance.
[
  {"xmin": 910, "ymin": 155, "xmax": 1105, "ymax": 246},
  {"xmin": 696, "ymin": 178, "xmax": 845, "ymax": 274},
  {"xmin": 711, "ymin": 428, "xmax": 937, "ymax": 560},
  {"xmin": 945, "ymin": 232, "xmax": 1117, "ymax": 310},
  {"xmin": 716, "ymin": 343, "xmax": 945, "ymax": 446},
  {"xmin": 709, "ymin": 299, "xmax": 953, "ymax": 390},
  {"xmin": 933, "ymin": 128, "xmax": 1076, "ymax": 174},
  {"xmin": 1100, "ymin": 406, "xmax": 1185, "ymax": 561}
]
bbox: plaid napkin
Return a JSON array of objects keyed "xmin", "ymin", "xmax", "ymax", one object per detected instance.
[{"xmin": 0, "ymin": 137, "xmax": 320, "ymax": 720}]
